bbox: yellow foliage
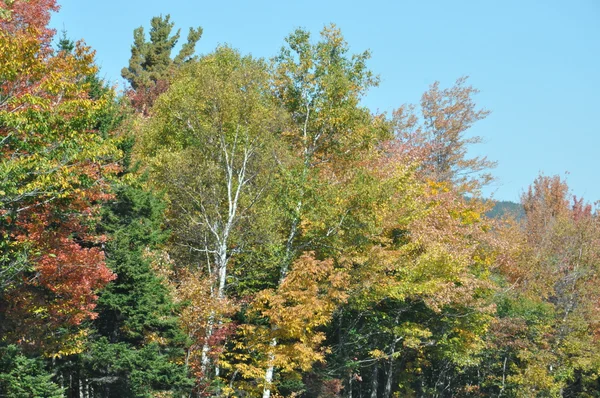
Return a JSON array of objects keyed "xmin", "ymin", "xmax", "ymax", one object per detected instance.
[{"xmin": 45, "ymin": 329, "xmax": 89, "ymax": 359}]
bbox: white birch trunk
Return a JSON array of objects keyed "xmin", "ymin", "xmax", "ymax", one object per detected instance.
[
  {"xmin": 347, "ymin": 371, "xmax": 353, "ymax": 398},
  {"xmin": 200, "ymin": 315, "xmax": 214, "ymax": 376},
  {"xmin": 383, "ymin": 339, "xmax": 397, "ymax": 398},
  {"xmin": 197, "ymin": 133, "xmax": 252, "ymax": 383},
  {"xmin": 262, "ymin": 338, "xmax": 278, "ymax": 398}
]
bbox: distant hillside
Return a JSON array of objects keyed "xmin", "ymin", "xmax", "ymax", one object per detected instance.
[{"xmin": 486, "ymin": 200, "xmax": 524, "ymax": 220}]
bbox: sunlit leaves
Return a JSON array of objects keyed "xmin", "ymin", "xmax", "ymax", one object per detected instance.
[
  {"xmin": 225, "ymin": 253, "xmax": 348, "ymax": 396},
  {"xmin": 393, "ymin": 77, "xmax": 495, "ymax": 194},
  {"xmin": 0, "ymin": 0, "xmax": 119, "ymax": 352}
]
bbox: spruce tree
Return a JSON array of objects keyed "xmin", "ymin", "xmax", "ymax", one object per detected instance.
[
  {"xmin": 43, "ymin": 72, "xmax": 193, "ymax": 397},
  {"xmin": 81, "ymin": 146, "xmax": 193, "ymax": 397},
  {"xmin": 0, "ymin": 346, "xmax": 63, "ymax": 398}
]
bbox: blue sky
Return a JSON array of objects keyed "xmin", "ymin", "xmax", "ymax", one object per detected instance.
[{"xmin": 50, "ymin": 0, "xmax": 599, "ymax": 202}]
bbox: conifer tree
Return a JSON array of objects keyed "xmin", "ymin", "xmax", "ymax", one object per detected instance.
[
  {"xmin": 44, "ymin": 66, "xmax": 193, "ymax": 398},
  {"xmin": 82, "ymin": 173, "xmax": 193, "ymax": 397},
  {"xmin": 79, "ymin": 101, "xmax": 193, "ymax": 396},
  {"xmin": 121, "ymin": 15, "xmax": 202, "ymax": 114},
  {"xmin": 0, "ymin": 345, "xmax": 63, "ymax": 398}
]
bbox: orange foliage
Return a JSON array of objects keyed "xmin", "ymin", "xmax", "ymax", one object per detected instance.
[{"xmin": 0, "ymin": 0, "xmax": 118, "ymax": 351}]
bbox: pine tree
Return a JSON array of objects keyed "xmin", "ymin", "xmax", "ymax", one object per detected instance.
[{"xmin": 121, "ymin": 15, "xmax": 202, "ymax": 114}]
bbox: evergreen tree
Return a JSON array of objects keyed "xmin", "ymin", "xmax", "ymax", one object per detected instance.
[
  {"xmin": 0, "ymin": 345, "xmax": 63, "ymax": 398},
  {"xmin": 80, "ymin": 145, "xmax": 193, "ymax": 397},
  {"xmin": 57, "ymin": 28, "xmax": 74, "ymax": 53},
  {"xmin": 40, "ymin": 69, "xmax": 193, "ymax": 397},
  {"xmin": 121, "ymin": 15, "xmax": 202, "ymax": 114}
]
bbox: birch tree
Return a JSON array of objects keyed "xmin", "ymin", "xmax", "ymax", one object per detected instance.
[
  {"xmin": 256, "ymin": 24, "xmax": 390, "ymax": 398},
  {"xmin": 137, "ymin": 46, "xmax": 284, "ymax": 391}
]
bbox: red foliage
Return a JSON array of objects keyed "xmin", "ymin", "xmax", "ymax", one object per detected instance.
[
  {"xmin": 0, "ymin": 0, "xmax": 118, "ymax": 351},
  {"xmin": 0, "ymin": 0, "xmax": 58, "ymax": 42},
  {"xmin": 127, "ymin": 79, "xmax": 170, "ymax": 116},
  {"xmin": 4, "ymin": 199, "xmax": 115, "ymax": 348}
]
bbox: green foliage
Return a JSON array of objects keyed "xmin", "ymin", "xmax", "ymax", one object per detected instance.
[
  {"xmin": 121, "ymin": 14, "xmax": 202, "ymax": 90},
  {"xmin": 121, "ymin": 14, "xmax": 202, "ymax": 114},
  {"xmin": 81, "ymin": 149, "xmax": 192, "ymax": 395},
  {"xmin": 85, "ymin": 338, "xmax": 192, "ymax": 397},
  {"xmin": 56, "ymin": 29, "xmax": 74, "ymax": 53},
  {"xmin": 137, "ymin": 46, "xmax": 288, "ymax": 389},
  {"xmin": 138, "ymin": 46, "xmax": 285, "ymax": 289},
  {"xmin": 0, "ymin": 345, "xmax": 63, "ymax": 398},
  {"xmin": 94, "ymin": 181, "xmax": 180, "ymax": 343},
  {"xmin": 3, "ymin": 6, "xmax": 600, "ymax": 398},
  {"xmin": 273, "ymin": 24, "xmax": 385, "ymax": 166}
]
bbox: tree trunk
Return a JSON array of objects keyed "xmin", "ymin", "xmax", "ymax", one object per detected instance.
[
  {"xmin": 370, "ymin": 365, "xmax": 379, "ymax": 398},
  {"xmin": 79, "ymin": 375, "xmax": 84, "ymax": 398},
  {"xmin": 262, "ymin": 338, "xmax": 278, "ymax": 398},
  {"xmin": 262, "ymin": 198, "xmax": 301, "ymax": 398},
  {"xmin": 383, "ymin": 339, "xmax": 397, "ymax": 398},
  {"xmin": 347, "ymin": 370, "xmax": 353, "ymax": 398},
  {"xmin": 200, "ymin": 314, "xmax": 215, "ymax": 377},
  {"xmin": 383, "ymin": 360, "xmax": 394, "ymax": 398}
]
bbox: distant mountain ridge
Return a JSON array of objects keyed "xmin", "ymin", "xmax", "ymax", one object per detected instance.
[{"xmin": 486, "ymin": 200, "xmax": 524, "ymax": 219}]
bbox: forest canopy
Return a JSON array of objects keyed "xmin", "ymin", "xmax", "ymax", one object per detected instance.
[{"xmin": 1, "ymin": 2, "xmax": 598, "ymax": 398}]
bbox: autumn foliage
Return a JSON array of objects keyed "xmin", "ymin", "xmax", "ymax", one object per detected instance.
[
  {"xmin": 0, "ymin": 0, "xmax": 117, "ymax": 352},
  {"xmin": 1, "ymin": 5, "xmax": 599, "ymax": 398}
]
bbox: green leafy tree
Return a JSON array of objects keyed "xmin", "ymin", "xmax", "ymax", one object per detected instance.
[
  {"xmin": 324, "ymin": 182, "xmax": 498, "ymax": 398},
  {"xmin": 137, "ymin": 46, "xmax": 286, "ymax": 393},
  {"xmin": 57, "ymin": 28, "xmax": 74, "ymax": 53},
  {"xmin": 249, "ymin": 24, "xmax": 401, "ymax": 398}
]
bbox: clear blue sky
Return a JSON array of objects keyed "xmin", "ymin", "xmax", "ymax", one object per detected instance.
[{"xmin": 50, "ymin": 0, "xmax": 599, "ymax": 203}]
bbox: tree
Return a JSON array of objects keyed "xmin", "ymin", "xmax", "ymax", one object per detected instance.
[
  {"xmin": 221, "ymin": 253, "xmax": 349, "ymax": 397},
  {"xmin": 137, "ymin": 46, "xmax": 285, "ymax": 392},
  {"xmin": 517, "ymin": 175, "xmax": 600, "ymax": 396},
  {"xmin": 79, "ymin": 170, "xmax": 193, "ymax": 397},
  {"xmin": 0, "ymin": 0, "xmax": 58, "ymax": 41},
  {"xmin": 121, "ymin": 14, "xmax": 202, "ymax": 114},
  {"xmin": 0, "ymin": 0, "xmax": 119, "ymax": 353},
  {"xmin": 270, "ymin": 23, "xmax": 398, "ymax": 294},
  {"xmin": 255, "ymin": 24, "xmax": 390, "ymax": 398},
  {"xmin": 323, "ymin": 180, "xmax": 498, "ymax": 398},
  {"xmin": 471, "ymin": 175, "xmax": 600, "ymax": 397},
  {"xmin": 393, "ymin": 77, "xmax": 495, "ymax": 194},
  {"xmin": 0, "ymin": 345, "xmax": 63, "ymax": 398}
]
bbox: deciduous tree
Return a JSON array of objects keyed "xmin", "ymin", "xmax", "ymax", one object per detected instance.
[
  {"xmin": 0, "ymin": 0, "xmax": 119, "ymax": 352},
  {"xmin": 393, "ymin": 77, "xmax": 495, "ymax": 194},
  {"xmin": 137, "ymin": 46, "xmax": 285, "ymax": 392}
]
